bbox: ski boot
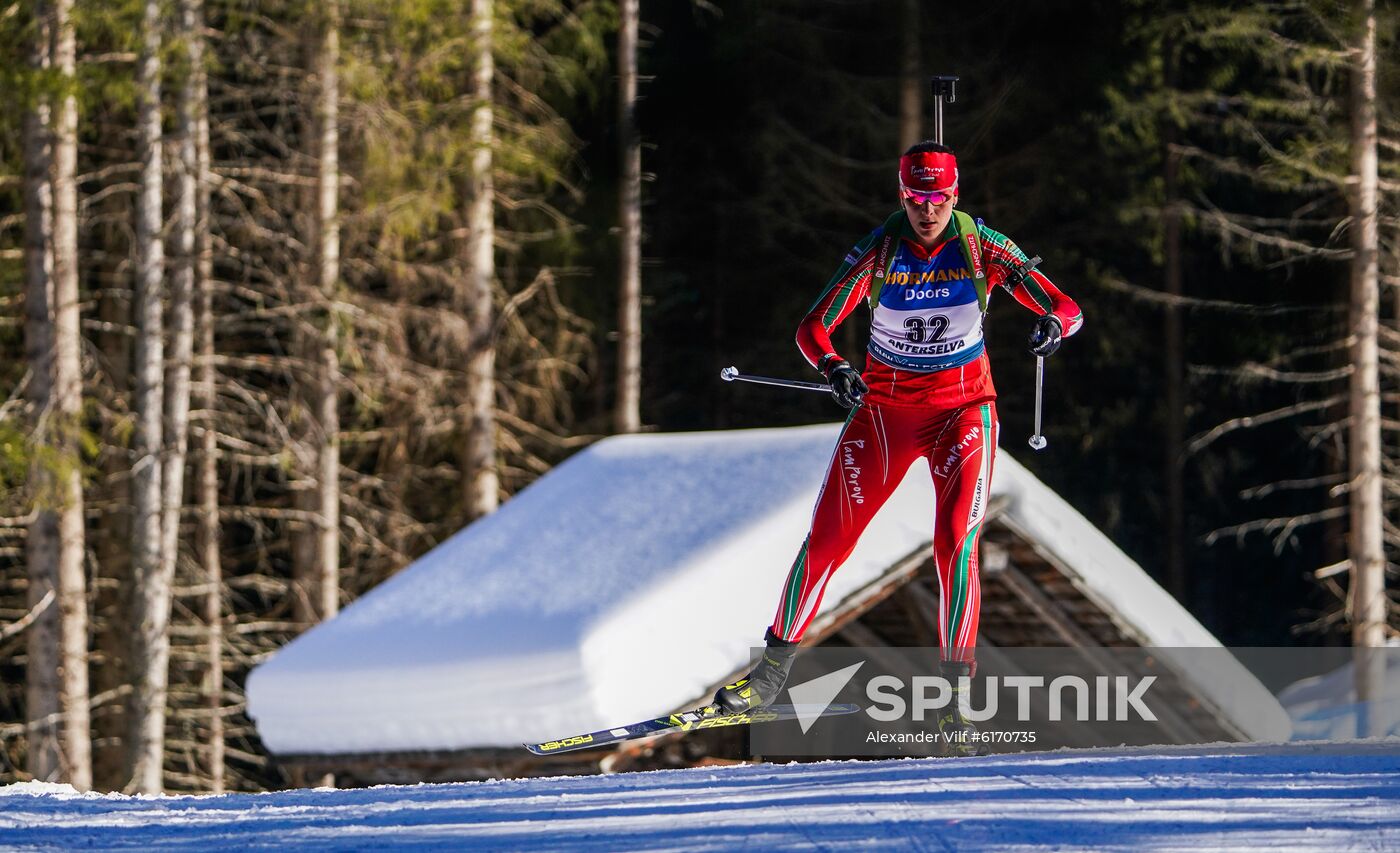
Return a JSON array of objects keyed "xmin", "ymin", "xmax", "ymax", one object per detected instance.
[
  {"xmin": 936, "ymin": 660, "xmax": 984, "ymax": 757},
  {"xmin": 708, "ymin": 629, "xmax": 799, "ymax": 715}
]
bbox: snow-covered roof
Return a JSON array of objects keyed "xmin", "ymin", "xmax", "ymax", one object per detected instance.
[
  {"xmin": 1279, "ymin": 641, "xmax": 1400, "ymax": 740},
  {"xmin": 247, "ymin": 423, "xmax": 1286, "ymax": 755}
]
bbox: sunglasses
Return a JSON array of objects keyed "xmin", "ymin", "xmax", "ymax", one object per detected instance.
[{"xmin": 900, "ymin": 185, "xmax": 955, "ymax": 206}]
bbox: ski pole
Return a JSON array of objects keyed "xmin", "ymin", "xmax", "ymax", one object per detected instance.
[
  {"xmin": 1028, "ymin": 355, "xmax": 1047, "ymax": 451},
  {"xmin": 720, "ymin": 366, "xmax": 828, "ymax": 393}
]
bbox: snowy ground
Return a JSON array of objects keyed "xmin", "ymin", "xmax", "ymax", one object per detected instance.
[{"xmin": 2, "ymin": 742, "xmax": 1398, "ymax": 851}]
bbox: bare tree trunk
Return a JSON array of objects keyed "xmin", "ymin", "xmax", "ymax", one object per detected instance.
[
  {"xmin": 23, "ymin": 0, "xmax": 60, "ymax": 785},
  {"xmin": 462, "ymin": 0, "xmax": 498, "ymax": 519},
  {"xmin": 191, "ymin": 1, "xmax": 223, "ymax": 785},
  {"xmin": 1162, "ymin": 37, "xmax": 1186, "ymax": 603},
  {"xmin": 22, "ymin": 0, "xmax": 90, "ymax": 789},
  {"xmin": 50, "ymin": 0, "xmax": 90, "ymax": 791},
  {"xmin": 1163, "ymin": 158, "xmax": 1186, "ymax": 601},
  {"xmin": 1347, "ymin": 0, "xmax": 1385, "ymax": 736},
  {"xmin": 897, "ymin": 0, "xmax": 922, "ymax": 151},
  {"xmin": 312, "ymin": 0, "xmax": 341, "ymax": 621},
  {"xmin": 92, "ymin": 185, "xmax": 132, "ymax": 794},
  {"xmin": 127, "ymin": 0, "xmax": 169, "ymax": 794},
  {"xmin": 291, "ymin": 1, "xmax": 342, "ymax": 623},
  {"xmin": 161, "ymin": 0, "xmax": 201, "ymax": 665},
  {"xmin": 89, "ymin": 72, "xmax": 134, "ymax": 787},
  {"xmin": 614, "ymin": 0, "xmax": 642, "ymax": 435},
  {"xmin": 160, "ymin": 0, "xmax": 204, "ymax": 792}
]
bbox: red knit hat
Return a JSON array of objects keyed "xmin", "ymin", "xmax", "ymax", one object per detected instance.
[{"xmin": 898, "ymin": 150, "xmax": 958, "ymax": 194}]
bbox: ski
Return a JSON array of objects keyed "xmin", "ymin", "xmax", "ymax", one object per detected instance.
[{"xmin": 525, "ymin": 703, "xmax": 861, "ymax": 756}]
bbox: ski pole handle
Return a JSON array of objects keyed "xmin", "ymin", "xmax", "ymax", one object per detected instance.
[
  {"xmin": 1029, "ymin": 355, "xmax": 1047, "ymax": 451},
  {"xmin": 720, "ymin": 366, "xmax": 829, "ymax": 393}
]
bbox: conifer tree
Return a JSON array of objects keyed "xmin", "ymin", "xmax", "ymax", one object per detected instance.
[
  {"xmin": 463, "ymin": 0, "xmax": 499, "ymax": 519},
  {"xmin": 1347, "ymin": 0, "xmax": 1384, "ymax": 731},
  {"xmin": 1105, "ymin": 1, "xmax": 1397, "ymax": 650},
  {"xmin": 22, "ymin": 0, "xmax": 61, "ymax": 786},
  {"xmin": 14, "ymin": 0, "xmax": 90, "ymax": 790}
]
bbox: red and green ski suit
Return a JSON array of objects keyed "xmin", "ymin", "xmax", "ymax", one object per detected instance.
[{"xmin": 769, "ymin": 211, "xmax": 1083, "ymax": 667}]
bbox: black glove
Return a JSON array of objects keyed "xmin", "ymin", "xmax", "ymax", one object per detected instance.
[
  {"xmin": 1027, "ymin": 315, "xmax": 1062, "ymax": 357},
  {"xmin": 821, "ymin": 356, "xmax": 868, "ymax": 408}
]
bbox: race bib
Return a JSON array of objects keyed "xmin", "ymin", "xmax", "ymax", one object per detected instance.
[{"xmin": 867, "ymin": 246, "xmax": 986, "ymax": 372}]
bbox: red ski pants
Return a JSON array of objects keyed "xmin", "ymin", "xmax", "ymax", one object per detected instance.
[{"xmin": 770, "ymin": 401, "xmax": 997, "ymax": 665}]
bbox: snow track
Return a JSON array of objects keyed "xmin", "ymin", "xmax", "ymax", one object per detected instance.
[{"xmin": 2, "ymin": 742, "xmax": 1398, "ymax": 851}]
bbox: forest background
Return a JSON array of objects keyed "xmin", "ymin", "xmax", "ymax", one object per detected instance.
[{"xmin": 1, "ymin": 0, "xmax": 1397, "ymax": 794}]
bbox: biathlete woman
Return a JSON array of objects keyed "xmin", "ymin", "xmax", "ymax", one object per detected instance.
[{"xmin": 710, "ymin": 140, "xmax": 1083, "ymax": 744}]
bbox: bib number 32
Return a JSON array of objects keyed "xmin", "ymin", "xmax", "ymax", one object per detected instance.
[{"xmin": 904, "ymin": 315, "xmax": 948, "ymax": 344}]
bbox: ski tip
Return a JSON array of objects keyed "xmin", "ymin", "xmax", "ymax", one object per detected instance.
[{"xmin": 523, "ymin": 742, "xmax": 584, "ymax": 756}]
